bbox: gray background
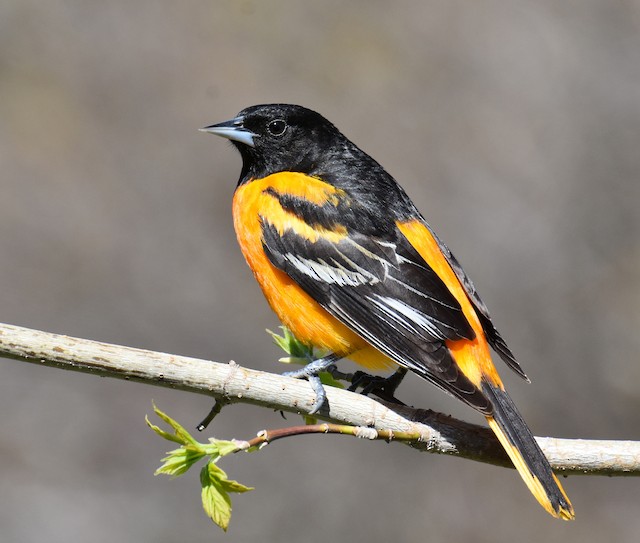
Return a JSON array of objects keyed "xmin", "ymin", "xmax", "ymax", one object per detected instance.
[{"xmin": 1, "ymin": 2, "xmax": 639, "ymax": 542}]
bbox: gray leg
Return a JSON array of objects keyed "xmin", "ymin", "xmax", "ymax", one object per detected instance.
[{"xmin": 283, "ymin": 352, "xmax": 342, "ymax": 414}]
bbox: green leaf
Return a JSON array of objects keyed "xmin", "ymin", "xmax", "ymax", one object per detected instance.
[
  {"xmin": 148, "ymin": 405, "xmax": 254, "ymax": 530},
  {"xmin": 317, "ymin": 371, "xmax": 344, "ymax": 389},
  {"xmin": 219, "ymin": 478, "xmax": 253, "ymax": 493},
  {"xmin": 303, "ymin": 415, "xmax": 318, "ymax": 425},
  {"xmin": 145, "ymin": 416, "xmax": 184, "ymax": 445},
  {"xmin": 267, "ymin": 328, "xmax": 343, "ymax": 390},
  {"xmin": 204, "ymin": 439, "xmax": 243, "ymax": 459},
  {"xmin": 146, "ymin": 403, "xmax": 198, "ymax": 446},
  {"xmin": 155, "ymin": 445, "xmax": 207, "ymax": 477},
  {"xmin": 148, "ymin": 407, "xmax": 244, "ymax": 478},
  {"xmin": 200, "ymin": 460, "xmax": 253, "ymax": 531},
  {"xmin": 267, "ymin": 326, "xmax": 313, "ymax": 359}
]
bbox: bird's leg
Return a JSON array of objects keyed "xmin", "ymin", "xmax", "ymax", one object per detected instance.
[
  {"xmin": 282, "ymin": 352, "xmax": 342, "ymax": 414},
  {"xmin": 348, "ymin": 366, "xmax": 408, "ymax": 405}
]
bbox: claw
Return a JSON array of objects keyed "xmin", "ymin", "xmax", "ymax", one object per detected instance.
[
  {"xmin": 348, "ymin": 367, "xmax": 408, "ymax": 405},
  {"xmin": 307, "ymin": 374, "xmax": 326, "ymax": 414},
  {"xmin": 282, "ymin": 353, "xmax": 342, "ymax": 413}
]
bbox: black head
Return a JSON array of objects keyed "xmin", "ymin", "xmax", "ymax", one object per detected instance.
[{"xmin": 201, "ymin": 104, "xmax": 350, "ymax": 184}]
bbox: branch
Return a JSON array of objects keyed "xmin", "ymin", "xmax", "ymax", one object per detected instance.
[{"xmin": 0, "ymin": 322, "xmax": 638, "ymax": 475}]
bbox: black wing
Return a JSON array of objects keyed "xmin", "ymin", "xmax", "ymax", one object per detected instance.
[
  {"xmin": 264, "ymin": 178, "xmax": 525, "ymax": 381},
  {"xmin": 423, "ymin": 222, "xmax": 528, "ymax": 381},
  {"xmin": 261, "ymin": 220, "xmax": 493, "ymax": 413}
]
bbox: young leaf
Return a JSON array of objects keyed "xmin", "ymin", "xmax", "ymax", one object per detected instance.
[
  {"xmin": 267, "ymin": 327, "xmax": 344, "ymax": 391},
  {"xmin": 303, "ymin": 415, "xmax": 318, "ymax": 425},
  {"xmin": 317, "ymin": 370, "xmax": 344, "ymax": 389},
  {"xmin": 204, "ymin": 439, "xmax": 243, "ymax": 459},
  {"xmin": 155, "ymin": 446, "xmax": 207, "ymax": 477},
  {"xmin": 147, "ymin": 403, "xmax": 198, "ymax": 446},
  {"xmin": 146, "ymin": 415, "xmax": 185, "ymax": 446},
  {"xmin": 148, "ymin": 405, "xmax": 254, "ymax": 530},
  {"xmin": 200, "ymin": 459, "xmax": 253, "ymax": 531},
  {"xmin": 267, "ymin": 326, "xmax": 313, "ymax": 359}
]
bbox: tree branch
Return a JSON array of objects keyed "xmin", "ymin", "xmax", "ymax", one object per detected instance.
[{"xmin": 0, "ymin": 322, "xmax": 638, "ymax": 476}]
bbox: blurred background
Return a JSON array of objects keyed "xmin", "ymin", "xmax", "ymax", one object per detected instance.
[{"xmin": 1, "ymin": 1, "xmax": 639, "ymax": 541}]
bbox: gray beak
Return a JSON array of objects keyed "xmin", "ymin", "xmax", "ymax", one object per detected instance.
[{"xmin": 199, "ymin": 116, "xmax": 256, "ymax": 148}]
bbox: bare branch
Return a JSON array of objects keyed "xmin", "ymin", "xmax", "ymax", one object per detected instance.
[{"xmin": 0, "ymin": 322, "xmax": 638, "ymax": 475}]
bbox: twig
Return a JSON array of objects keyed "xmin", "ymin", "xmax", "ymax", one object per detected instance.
[
  {"xmin": 243, "ymin": 422, "xmax": 433, "ymax": 450},
  {"xmin": 0, "ymin": 322, "xmax": 639, "ymax": 475},
  {"xmin": 196, "ymin": 399, "xmax": 228, "ymax": 431}
]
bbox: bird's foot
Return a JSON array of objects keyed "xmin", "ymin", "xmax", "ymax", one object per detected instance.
[
  {"xmin": 347, "ymin": 366, "xmax": 408, "ymax": 405},
  {"xmin": 283, "ymin": 353, "xmax": 342, "ymax": 414}
]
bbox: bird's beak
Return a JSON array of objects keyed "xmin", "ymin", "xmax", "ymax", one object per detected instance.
[{"xmin": 199, "ymin": 116, "xmax": 256, "ymax": 148}]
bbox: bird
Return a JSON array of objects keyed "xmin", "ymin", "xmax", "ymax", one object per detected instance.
[{"xmin": 201, "ymin": 103, "xmax": 574, "ymax": 520}]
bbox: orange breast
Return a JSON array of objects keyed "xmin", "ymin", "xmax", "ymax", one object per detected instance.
[{"xmin": 232, "ymin": 172, "xmax": 395, "ymax": 370}]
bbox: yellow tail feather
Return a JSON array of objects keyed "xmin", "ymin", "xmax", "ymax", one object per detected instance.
[{"xmin": 487, "ymin": 417, "xmax": 575, "ymax": 520}]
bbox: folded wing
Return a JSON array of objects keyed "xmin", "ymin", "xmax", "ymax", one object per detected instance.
[{"xmin": 261, "ymin": 219, "xmax": 493, "ymax": 412}]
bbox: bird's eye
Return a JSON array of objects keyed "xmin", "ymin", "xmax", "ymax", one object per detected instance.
[{"xmin": 267, "ymin": 119, "xmax": 287, "ymax": 136}]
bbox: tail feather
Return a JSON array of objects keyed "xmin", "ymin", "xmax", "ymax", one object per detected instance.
[{"xmin": 484, "ymin": 383, "xmax": 575, "ymax": 520}]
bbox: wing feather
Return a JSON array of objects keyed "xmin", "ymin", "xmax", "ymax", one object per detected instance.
[
  {"xmin": 423, "ymin": 221, "xmax": 528, "ymax": 380},
  {"xmin": 261, "ymin": 219, "xmax": 493, "ymax": 412}
]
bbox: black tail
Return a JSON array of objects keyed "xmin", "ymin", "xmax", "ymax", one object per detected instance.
[{"xmin": 483, "ymin": 383, "xmax": 574, "ymax": 520}]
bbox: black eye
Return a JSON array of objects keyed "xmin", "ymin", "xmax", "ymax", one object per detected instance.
[{"xmin": 267, "ymin": 119, "xmax": 287, "ymax": 136}]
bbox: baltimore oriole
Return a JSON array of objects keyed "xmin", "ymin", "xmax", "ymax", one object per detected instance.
[{"xmin": 201, "ymin": 104, "xmax": 574, "ymax": 520}]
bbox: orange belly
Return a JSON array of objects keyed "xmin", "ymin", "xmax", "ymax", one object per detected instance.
[
  {"xmin": 232, "ymin": 173, "xmax": 502, "ymax": 384},
  {"xmin": 232, "ymin": 173, "xmax": 395, "ymax": 371}
]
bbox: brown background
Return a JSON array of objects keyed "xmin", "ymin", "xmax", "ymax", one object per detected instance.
[{"xmin": 1, "ymin": 2, "xmax": 639, "ymax": 542}]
